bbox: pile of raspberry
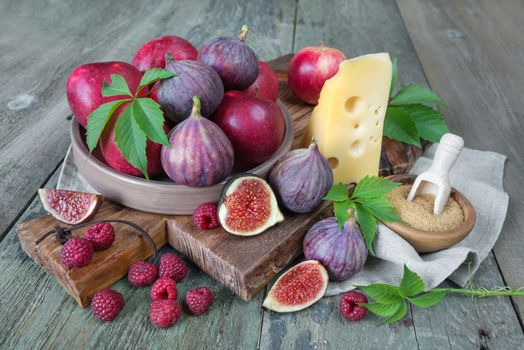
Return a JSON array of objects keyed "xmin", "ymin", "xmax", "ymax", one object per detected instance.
[{"xmin": 91, "ymin": 252, "xmax": 214, "ymax": 328}]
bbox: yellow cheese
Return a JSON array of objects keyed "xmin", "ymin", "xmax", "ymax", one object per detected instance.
[{"xmin": 304, "ymin": 53, "xmax": 392, "ymax": 184}]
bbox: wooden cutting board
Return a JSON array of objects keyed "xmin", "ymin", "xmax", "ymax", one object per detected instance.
[{"xmin": 16, "ymin": 54, "xmax": 424, "ymax": 308}]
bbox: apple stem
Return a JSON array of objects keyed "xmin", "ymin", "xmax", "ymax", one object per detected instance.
[
  {"xmin": 239, "ymin": 25, "xmax": 249, "ymax": 41},
  {"xmin": 319, "ymin": 41, "xmax": 325, "ymax": 52},
  {"xmin": 255, "ymin": 85, "xmax": 259, "ymax": 97},
  {"xmin": 191, "ymin": 96, "xmax": 202, "ymax": 119}
]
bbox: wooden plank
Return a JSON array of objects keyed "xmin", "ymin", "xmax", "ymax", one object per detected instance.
[
  {"xmin": 258, "ymin": 0, "xmax": 524, "ymax": 348},
  {"xmin": 0, "ymin": 170, "xmax": 265, "ymax": 349},
  {"xmin": 17, "ymin": 201, "xmax": 167, "ymax": 308},
  {"xmin": 0, "ymin": 0, "xmax": 296, "ymax": 238},
  {"xmin": 396, "ymin": 0, "xmax": 524, "ymax": 323}
]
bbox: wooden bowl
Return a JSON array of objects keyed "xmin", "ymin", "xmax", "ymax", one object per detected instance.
[
  {"xmin": 70, "ymin": 100, "xmax": 294, "ymax": 215},
  {"xmin": 384, "ymin": 174, "xmax": 476, "ymax": 253}
]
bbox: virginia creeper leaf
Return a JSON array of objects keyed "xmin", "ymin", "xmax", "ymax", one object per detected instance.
[
  {"xmin": 403, "ymin": 104, "xmax": 449, "ymax": 143},
  {"xmin": 133, "ymin": 98, "xmax": 170, "ymax": 146},
  {"xmin": 102, "ymin": 74, "xmax": 133, "ymax": 97},
  {"xmin": 137, "ymin": 68, "xmax": 176, "ymax": 96},
  {"xmin": 85, "ymin": 99, "xmax": 131, "ymax": 152},
  {"xmin": 357, "ymin": 284, "xmax": 403, "ymax": 304},
  {"xmin": 323, "ymin": 183, "xmax": 350, "ymax": 202},
  {"xmin": 363, "ymin": 302, "xmax": 402, "ymax": 317},
  {"xmin": 352, "ymin": 176, "xmax": 400, "ymax": 199},
  {"xmin": 389, "ymin": 57, "xmax": 398, "ymax": 97},
  {"xmin": 354, "ymin": 203, "xmax": 377, "ymax": 255},
  {"xmin": 384, "ymin": 301, "xmax": 408, "ymax": 324},
  {"xmin": 114, "ymin": 104, "xmax": 148, "ymax": 179}
]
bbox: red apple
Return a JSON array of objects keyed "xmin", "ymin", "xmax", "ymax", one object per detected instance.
[
  {"xmin": 66, "ymin": 62, "xmax": 144, "ymax": 127},
  {"xmin": 99, "ymin": 104, "xmax": 171, "ymax": 177},
  {"xmin": 288, "ymin": 45, "xmax": 346, "ymax": 105},
  {"xmin": 214, "ymin": 91, "xmax": 285, "ymax": 166},
  {"xmin": 243, "ymin": 61, "xmax": 279, "ymax": 101},
  {"xmin": 132, "ymin": 35, "xmax": 198, "ymax": 72}
]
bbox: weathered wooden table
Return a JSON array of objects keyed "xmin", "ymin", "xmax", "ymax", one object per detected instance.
[{"xmin": 1, "ymin": 0, "xmax": 523, "ymax": 348}]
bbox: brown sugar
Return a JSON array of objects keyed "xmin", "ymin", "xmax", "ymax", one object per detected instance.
[{"xmin": 387, "ymin": 184, "xmax": 464, "ymax": 232}]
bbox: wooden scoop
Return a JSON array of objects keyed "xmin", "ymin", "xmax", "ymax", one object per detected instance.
[{"xmin": 407, "ymin": 133, "xmax": 464, "ymax": 215}]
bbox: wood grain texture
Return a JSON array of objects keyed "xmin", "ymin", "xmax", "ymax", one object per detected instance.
[
  {"xmin": 1, "ymin": 169, "xmax": 266, "ymax": 349},
  {"xmin": 167, "ymin": 205, "xmax": 330, "ymax": 301},
  {"xmin": 258, "ymin": 0, "xmax": 524, "ymax": 348},
  {"xmin": 0, "ymin": 0, "xmax": 296, "ymax": 241},
  {"xmin": 396, "ymin": 0, "xmax": 524, "ymax": 323},
  {"xmin": 17, "ymin": 201, "xmax": 166, "ymax": 307}
]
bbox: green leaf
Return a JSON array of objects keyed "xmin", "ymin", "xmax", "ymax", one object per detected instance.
[
  {"xmin": 399, "ymin": 265, "xmax": 425, "ymax": 297},
  {"xmin": 352, "ymin": 176, "xmax": 400, "ymax": 199},
  {"xmin": 85, "ymin": 99, "xmax": 131, "ymax": 152},
  {"xmin": 133, "ymin": 98, "xmax": 170, "ymax": 146},
  {"xmin": 333, "ymin": 200, "xmax": 354, "ymax": 231},
  {"xmin": 358, "ymin": 284, "xmax": 403, "ymax": 304},
  {"xmin": 403, "ymin": 104, "xmax": 449, "ymax": 143},
  {"xmin": 114, "ymin": 104, "xmax": 149, "ymax": 179},
  {"xmin": 357, "ymin": 197, "xmax": 401, "ymax": 223},
  {"xmin": 102, "ymin": 74, "xmax": 133, "ymax": 97},
  {"xmin": 354, "ymin": 203, "xmax": 377, "ymax": 255},
  {"xmin": 384, "ymin": 107, "xmax": 421, "ymax": 147},
  {"xmin": 323, "ymin": 183, "xmax": 349, "ymax": 202},
  {"xmin": 389, "ymin": 57, "xmax": 398, "ymax": 97},
  {"xmin": 363, "ymin": 302, "xmax": 402, "ymax": 317},
  {"xmin": 137, "ymin": 68, "xmax": 176, "ymax": 96},
  {"xmin": 384, "ymin": 301, "xmax": 408, "ymax": 324},
  {"xmin": 408, "ymin": 290, "xmax": 448, "ymax": 308},
  {"xmin": 390, "ymin": 84, "xmax": 444, "ymax": 106}
]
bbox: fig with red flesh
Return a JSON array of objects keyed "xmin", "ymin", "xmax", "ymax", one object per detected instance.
[
  {"xmin": 38, "ymin": 189, "xmax": 103, "ymax": 225},
  {"xmin": 218, "ymin": 174, "xmax": 284, "ymax": 236},
  {"xmin": 158, "ymin": 55, "xmax": 224, "ymax": 123},
  {"xmin": 66, "ymin": 62, "xmax": 145, "ymax": 128},
  {"xmin": 263, "ymin": 260, "xmax": 328, "ymax": 312},
  {"xmin": 161, "ymin": 96, "xmax": 234, "ymax": 187},
  {"xmin": 199, "ymin": 25, "xmax": 258, "ymax": 90},
  {"xmin": 243, "ymin": 60, "xmax": 279, "ymax": 101},
  {"xmin": 303, "ymin": 212, "xmax": 367, "ymax": 281},
  {"xmin": 269, "ymin": 139, "xmax": 333, "ymax": 213},
  {"xmin": 132, "ymin": 35, "xmax": 198, "ymax": 73}
]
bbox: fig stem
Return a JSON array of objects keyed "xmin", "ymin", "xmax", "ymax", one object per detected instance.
[
  {"xmin": 35, "ymin": 219, "xmax": 158, "ymax": 261},
  {"xmin": 165, "ymin": 52, "xmax": 175, "ymax": 64},
  {"xmin": 191, "ymin": 96, "xmax": 202, "ymax": 118},
  {"xmin": 346, "ymin": 208, "xmax": 356, "ymax": 226},
  {"xmin": 239, "ymin": 25, "xmax": 249, "ymax": 41},
  {"xmin": 347, "ymin": 182, "xmax": 356, "ymax": 198}
]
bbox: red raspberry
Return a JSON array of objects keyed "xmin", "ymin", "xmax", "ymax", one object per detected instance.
[
  {"xmin": 128, "ymin": 260, "xmax": 158, "ymax": 286},
  {"xmin": 159, "ymin": 253, "xmax": 188, "ymax": 282},
  {"xmin": 83, "ymin": 223, "xmax": 115, "ymax": 251},
  {"xmin": 60, "ymin": 237, "xmax": 93, "ymax": 268},
  {"xmin": 193, "ymin": 202, "xmax": 219, "ymax": 230},
  {"xmin": 185, "ymin": 287, "xmax": 214, "ymax": 315},
  {"xmin": 149, "ymin": 299, "xmax": 182, "ymax": 328},
  {"xmin": 91, "ymin": 288, "xmax": 125, "ymax": 322},
  {"xmin": 150, "ymin": 277, "xmax": 178, "ymax": 301},
  {"xmin": 340, "ymin": 291, "xmax": 368, "ymax": 321}
]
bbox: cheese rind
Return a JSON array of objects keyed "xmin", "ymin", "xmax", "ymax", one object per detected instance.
[{"xmin": 304, "ymin": 53, "xmax": 392, "ymax": 184}]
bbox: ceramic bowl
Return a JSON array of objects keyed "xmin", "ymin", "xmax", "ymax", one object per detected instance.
[
  {"xmin": 70, "ymin": 100, "xmax": 294, "ymax": 215},
  {"xmin": 384, "ymin": 174, "xmax": 476, "ymax": 253}
]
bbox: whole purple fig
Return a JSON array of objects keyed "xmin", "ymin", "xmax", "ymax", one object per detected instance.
[
  {"xmin": 161, "ymin": 96, "xmax": 234, "ymax": 187},
  {"xmin": 303, "ymin": 213, "xmax": 367, "ymax": 281},
  {"xmin": 158, "ymin": 54, "xmax": 224, "ymax": 122},
  {"xmin": 269, "ymin": 139, "xmax": 333, "ymax": 213},
  {"xmin": 198, "ymin": 25, "xmax": 258, "ymax": 90}
]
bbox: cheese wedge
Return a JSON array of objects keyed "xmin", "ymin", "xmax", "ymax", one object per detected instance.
[{"xmin": 304, "ymin": 53, "xmax": 392, "ymax": 184}]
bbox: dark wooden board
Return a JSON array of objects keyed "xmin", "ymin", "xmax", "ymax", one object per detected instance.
[{"xmin": 17, "ymin": 201, "xmax": 167, "ymax": 308}]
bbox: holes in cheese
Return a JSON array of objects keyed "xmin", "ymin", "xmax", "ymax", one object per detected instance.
[
  {"xmin": 327, "ymin": 157, "xmax": 339, "ymax": 169},
  {"xmin": 304, "ymin": 53, "xmax": 392, "ymax": 184},
  {"xmin": 345, "ymin": 96, "xmax": 364, "ymax": 114}
]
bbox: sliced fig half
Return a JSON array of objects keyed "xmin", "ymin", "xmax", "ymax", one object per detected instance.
[
  {"xmin": 38, "ymin": 189, "xmax": 103, "ymax": 225},
  {"xmin": 263, "ymin": 260, "xmax": 328, "ymax": 312},
  {"xmin": 218, "ymin": 174, "xmax": 284, "ymax": 236}
]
